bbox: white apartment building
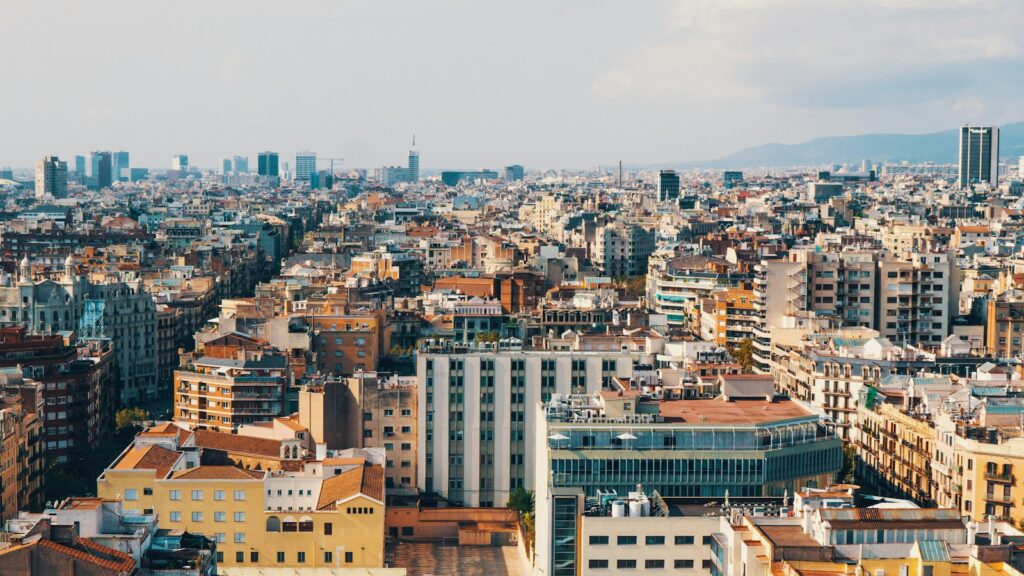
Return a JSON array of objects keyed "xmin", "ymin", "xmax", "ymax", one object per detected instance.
[{"xmin": 416, "ymin": 339, "xmax": 648, "ymax": 507}]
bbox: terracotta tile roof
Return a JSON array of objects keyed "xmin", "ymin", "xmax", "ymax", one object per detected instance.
[
  {"xmin": 361, "ymin": 464, "xmax": 384, "ymax": 501},
  {"xmin": 171, "ymin": 465, "xmax": 266, "ymax": 481},
  {"xmin": 316, "ymin": 464, "xmax": 384, "ymax": 509},
  {"xmin": 114, "ymin": 444, "xmax": 181, "ymax": 478},
  {"xmin": 194, "ymin": 429, "xmax": 282, "ymax": 458},
  {"xmin": 140, "ymin": 422, "xmax": 193, "ymax": 445},
  {"xmin": 17, "ymin": 537, "xmax": 138, "ymax": 573}
]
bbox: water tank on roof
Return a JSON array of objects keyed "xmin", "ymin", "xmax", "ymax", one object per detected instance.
[
  {"xmin": 611, "ymin": 500, "xmax": 626, "ymax": 517},
  {"xmin": 629, "ymin": 500, "xmax": 643, "ymax": 517}
]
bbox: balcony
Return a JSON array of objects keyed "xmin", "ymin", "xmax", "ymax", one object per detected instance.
[
  {"xmin": 986, "ymin": 472, "xmax": 1015, "ymax": 484},
  {"xmin": 984, "ymin": 493, "xmax": 1015, "ymax": 505}
]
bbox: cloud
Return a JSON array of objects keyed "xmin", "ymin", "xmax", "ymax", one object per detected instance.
[{"xmin": 593, "ymin": 0, "xmax": 1024, "ymax": 110}]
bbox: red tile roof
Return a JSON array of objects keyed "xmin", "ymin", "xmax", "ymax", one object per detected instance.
[
  {"xmin": 114, "ymin": 444, "xmax": 181, "ymax": 478},
  {"xmin": 10, "ymin": 537, "xmax": 138, "ymax": 574},
  {"xmin": 194, "ymin": 429, "xmax": 282, "ymax": 458},
  {"xmin": 171, "ymin": 465, "xmax": 266, "ymax": 481},
  {"xmin": 316, "ymin": 464, "xmax": 384, "ymax": 510}
]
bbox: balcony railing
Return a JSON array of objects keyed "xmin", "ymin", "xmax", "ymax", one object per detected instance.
[{"xmin": 985, "ymin": 472, "xmax": 1015, "ymax": 484}]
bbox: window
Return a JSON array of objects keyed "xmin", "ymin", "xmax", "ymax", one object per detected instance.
[
  {"xmin": 645, "ymin": 559, "xmax": 665, "ymax": 569},
  {"xmin": 401, "ymin": 526, "xmax": 414, "ymax": 536},
  {"xmin": 325, "ymin": 551, "xmax": 334, "ymax": 563},
  {"xmin": 233, "ymin": 490, "xmax": 246, "ymax": 501},
  {"xmin": 214, "ymin": 512, "xmax": 226, "ymax": 522},
  {"xmin": 250, "ymin": 551, "xmax": 259, "ymax": 563},
  {"xmin": 702, "ymin": 560, "xmax": 712, "ymax": 569},
  {"xmin": 214, "ymin": 490, "xmax": 225, "ymax": 501},
  {"xmin": 216, "ymin": 551, "xmax": 223, "ymax": 563},
  {"xmin": 124, "ymin": 489, "xmax": 138, "ymax": 501},
  {"xmin": 277, "ymin": 552, "xmax": 285, "ymax": 563},
  {"xmin": 589, "ymin": 559, "xmax": 609, "ymax": 569},
  {"xmin": 324, "ymin": 522, "xmax": 332, "ymax": 535},
  {"xmin": 675, "ymin": 535, "xmax": 694, "ymax": 545},
  {"xmin": 675, "ymin": 559, "xmax": 695, "ymax": 569},
  {"xmin": 617, "ymin": 559, "xmax": 637, "ymax": 569},
  {"xmin": 234, "ymin": 533, "xmax": 245, "ymax": 544},
  {"xmin": 345, "ymin": 551, "xmax": 353, "ymax": 563},
  {"xmin": 645, "ymin": 535, "xmax": 665, "ymax": 545},
  {"xmin": 192, "ymin": 511, "xmax": 203, "ymax": 522},
  {"xmin": 617, "ymin": 535, "xmax": 637, "ymax": 545},
  {"xmin": 234, "ymin": 512, "xmax": 246, "ymax": 522},
  {"xmin": 143, "ymin": 488, "xmax": 153, "ymax": 496},
  {"xmin": 236, "ymin": 551, "xmax": 244, "ymax": 563},
  {"xmin": 402, "ymin": 409, "xmax": 412, "ymax": 416},
  {"xmin": 297, "ymin": 551, "xmax": 306, "ymax": 563},
  {"xmin": 191, "ymin": 490, "xmax": 203, "ymax": 501},
  {"xmin": 702, "ymin": 536, "xmax": 713, "ymax": 545},
  {"xmin": 169, "ymin": 511, "xmax": 181, "ymax": 522},
  {"xmin": 169, "ymin": 490, "xmax": 182, "ymax": 501},
  {"xmin": 214, "ymin": 533, "xmax": 226, "ymax": 543},
  {"xmin": 589, "ymin": 535, "xmax": 609, "ymax": 545}
]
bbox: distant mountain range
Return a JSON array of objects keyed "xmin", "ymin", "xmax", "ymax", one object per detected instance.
[{"xmin": 665, "ymin": 122, "xmax": 1024, "ymax": 170}]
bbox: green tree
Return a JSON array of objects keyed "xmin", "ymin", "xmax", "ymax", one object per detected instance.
[
  {"xmin": 622, "ymin": 276, "xmax": 647, "ymax": 299},
  {"xmin": 728, "ymin": 338, "xmax": 756, "ymax": 372},
  {"xmin": 475, "ymin": 331, "xmax": 500, "ymax": 344},
  {"xmin": 116, "ymin": 407, "xmax": 150, "ymax": 430},
  {"xmin": 507, "ymin": 485, "xmax": 535, "ymax": 514},
  {"xmin": 837, "ymin": 443, "xmax": 858, "ymax": 484}
]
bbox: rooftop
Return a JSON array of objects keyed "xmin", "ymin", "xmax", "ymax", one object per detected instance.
[{"xmin": 658, "ymin": 397, "xmax": 814, "ymax": 425}]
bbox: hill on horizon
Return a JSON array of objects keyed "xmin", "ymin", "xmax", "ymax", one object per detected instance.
[{"xmin": 663, "ymin": 122, "xmax": 1024, "ymax": 170}]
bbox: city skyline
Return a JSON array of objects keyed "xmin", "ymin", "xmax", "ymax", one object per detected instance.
[{"xmin": 2, "ymin": 0, "xmax": 1023, "ymax": 170}]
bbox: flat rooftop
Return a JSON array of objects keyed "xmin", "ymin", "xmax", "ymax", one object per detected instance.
[
  {"xmin": 657, "ymin": 397, "xmax": 813, "ymax": 425},
  {"xmin": 757, "ymin": 523, "xmax": 822, "ymax": 548}
]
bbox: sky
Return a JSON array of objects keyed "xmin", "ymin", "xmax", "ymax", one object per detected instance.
[{"xmin": 1, "ymin": 0, "xmax": 1022, "ymax": 171}]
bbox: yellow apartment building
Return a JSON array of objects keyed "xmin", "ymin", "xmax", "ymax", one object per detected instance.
[{"xmin": 97, "ymin": 424, "xmax": 386, "ymax": 570}]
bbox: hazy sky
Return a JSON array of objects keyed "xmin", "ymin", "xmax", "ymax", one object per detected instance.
[{"xmin": 2, "ymin": 0, "xmax": 1022, "ymax": 170}]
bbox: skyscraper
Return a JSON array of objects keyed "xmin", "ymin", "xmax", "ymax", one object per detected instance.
[
  {"xmin": 504, "ymin": 164, "xmax": 524, "ymax": 181},
  {"xmin": 112, "ymin": 151, "xmax": 129, "ymax": 181},
  {"xmin": 408, "ymin": 138, "xmax": 419, "ymax": 182},
  {"xmin": 958, "ymin": 125, "xmax": 999, "ymax": 188},
  {"xmin": 89, "ymin": 151, "xmax": 112, "ymax": 190},
  {"xmin": 34, "ymin": 156, "xmax": 68, "ymax": 199},
  {"xmin": 657, "ymin": 169, "xmax": 680, "ymax": 201},
  {"xmin": 171, "ymin": 154, "xmax": 189, "ymax": 173},
  {"xmin": 295, "ymin": 151, "xmax": 316, "ymax": 181},
  {"xmin": 258, "ymin": 152, "xmax": 279, "ymax": 177},
  {"xmin": 233, "ymin": 155, "xmax": 249, "ymax": 174},
  {"xmin": 74, "ymin": 155, "xmax": 86, "ymax": 182},
  {"xmin": 220, "ymin": 157, "xmax": 232, "ymax": 175}
]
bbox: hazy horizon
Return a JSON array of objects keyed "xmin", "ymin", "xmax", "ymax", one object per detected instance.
[{"xmin": 2, "ymin": 0, "xmax": 1022, "ymax": 171}]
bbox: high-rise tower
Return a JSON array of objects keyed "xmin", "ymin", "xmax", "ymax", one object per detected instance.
[
  {"xmin": 408, "ymin": 135, "xmax": 420, "ymax": 182},
  {"xmin": 958, "ymin": 125, "xmax": 999, "ymax": 188},
  {"xmin": 35, "ymin": 156, "xmax": 68, "ymax": 199}
]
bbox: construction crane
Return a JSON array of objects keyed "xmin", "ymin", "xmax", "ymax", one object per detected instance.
[{"xmin": 317, "ymin": 157, "xmax": 345, "ymax": 175}]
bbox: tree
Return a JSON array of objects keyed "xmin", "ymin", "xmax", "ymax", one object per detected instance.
[
  {"xmin": 837, "ymin": 443, "xmax": 858, "ymax": 484},
  {"xmin": 622, "ymin": 276, "xmax": 647, "ymax": 300},
  {"xmin": 116, "ymin": 407, "xmax": 150, "ymax": 430},
  {"xmin": 475, "ymin": 331, "xmax": 500, "ymax": 344},
  {"xmin": 507, "ymin": 485, "xmax": 535, "ymax": 514},
  {"xmin": 728, "ymin": 338, "xmax": 756, "ymax": 372}
]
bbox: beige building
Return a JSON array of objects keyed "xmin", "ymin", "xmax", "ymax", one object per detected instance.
[{"xmin": 357, "ymin": 374, "xmax": 417, "ymax": 497}]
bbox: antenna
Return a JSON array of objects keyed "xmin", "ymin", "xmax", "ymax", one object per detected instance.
[{"xmin": 412, "ymin": 133, "xmax": 416, "ymax": 148}]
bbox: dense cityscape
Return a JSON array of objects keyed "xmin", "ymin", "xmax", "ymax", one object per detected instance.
[
  {"xmin": 0, "ymin": 125, "xmax": 1022, "ymax": 575},
  {"xmin": 5, "ymin": 0, "xmax": 1024, "ymax": 574}
]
